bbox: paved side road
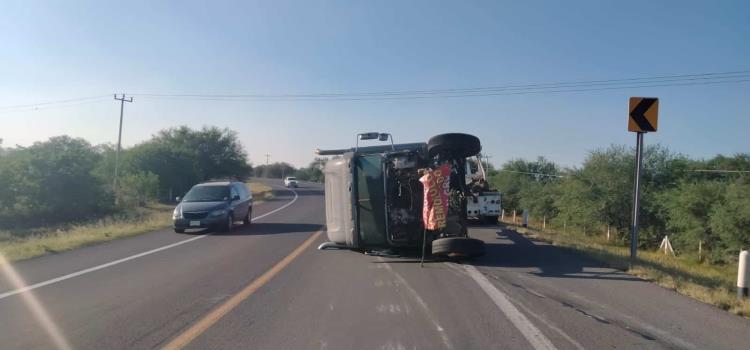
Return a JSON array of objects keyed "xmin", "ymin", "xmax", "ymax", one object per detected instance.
[{"xmin": 1, "ymin": 179, "xmax": 748, "ymax": 349}]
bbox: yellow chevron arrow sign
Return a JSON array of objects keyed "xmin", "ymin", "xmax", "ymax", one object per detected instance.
[{"xmin": 628, "ymin": 97, "xmax": 659, "ymax": 133}]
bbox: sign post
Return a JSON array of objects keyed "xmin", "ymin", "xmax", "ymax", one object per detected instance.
[{"xmin": 628, "ymin": 97, "xmax": 659, "ymax": 268}]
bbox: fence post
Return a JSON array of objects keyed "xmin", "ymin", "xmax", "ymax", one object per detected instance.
[
  {"xmin": 739, "ymin": 250, "xmax": 749, "ymax": 300},
  {"xmin": 607, "ymin": 225, "xmax": 611, "ymax": 241},
  {"xmin": 543, "ymin": 215, "xmax": 546, "ymax": 230},
  {"xmin": 501, "ymin": 209, "xmax": 505, "ymax": 222},
  {"xmin": 512, "ymin": 210, "xmax": 516, "ymax": 224}
]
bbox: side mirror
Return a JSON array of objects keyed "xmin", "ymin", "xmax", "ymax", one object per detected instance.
[
  {"xmin": 232, "ymin": 194, "xmax": 240, "ymax": 201},
  {"xmin": 175, "ymin": 196, "xmax": 181, "ymax": 202}
]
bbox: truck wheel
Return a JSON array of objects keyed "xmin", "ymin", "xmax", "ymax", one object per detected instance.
[
  {"xmin": 427, "ymin": 133, "xmax": 481, "ymax": 158},
  {"xmin": 431, "ymin": 237, "xmax": 485, "ymax": 259}
]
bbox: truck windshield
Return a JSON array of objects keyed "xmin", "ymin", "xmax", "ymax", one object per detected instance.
[{"xmin": 183, "ymin": 186, "xmax": 229, "ymax": 202}]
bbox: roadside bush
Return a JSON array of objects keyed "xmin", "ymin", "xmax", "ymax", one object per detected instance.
[
  {"xmin": 489, "ymin": 146, "xmax": 749, "ymax": 263},
  {"xmin": 254, "ymin": 162, "xmax": 296, "ymax": 179},
  {"xmin": 710, "ymin": 179, "xmax": 750, "ymax": 257},
  {"xmin": 294, "ymin": 158, "xmax": 327, "ymax": 182},
  {"xmin": 0, "ymin": 136, "xmax": 112, "ymax": 228},
  {"xmin": 117, "ymin": 171, "xmax": 159, "ymax": 209},
  {"xmin": 0, "ymin": 126, "xmax": 254, "ymax": 230},
  {"xmin": 123, "ymin": 126, "xmax": 253, "ymax": 197}
]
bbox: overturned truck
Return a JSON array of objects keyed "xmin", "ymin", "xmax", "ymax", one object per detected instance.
[{"xmin": 316, "ymin": 133, "xmax": 487, "ymax": 259}]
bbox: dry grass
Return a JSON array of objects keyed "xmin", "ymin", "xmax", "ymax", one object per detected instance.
[
  {"xmin": 248, "ymin": 181, "xmax": 274, "ymax": 201},
  {"xmin": 0, "ymin": 204, "xmax": 173, "ymax": 262},
  {"xmin": 502, "ymin": 219, "xmax": 750, "ymax": 318},
  {"xmin": 0, "ymin": 182, "xmax": 275, "ymax": 262}
]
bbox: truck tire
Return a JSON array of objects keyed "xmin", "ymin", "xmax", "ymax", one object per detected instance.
[
  {"xmin": 428, "ymin": 133, "xmax": 481, "ymax": 158},
  {"xmin": 431, "ymin": 237, "xmax": 485, "ymax": 259}
]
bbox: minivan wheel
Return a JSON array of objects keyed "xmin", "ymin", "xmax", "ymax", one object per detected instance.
[
  {"xmin": 243, "ymin": 208, "xmax": 252, "ymax": 226},
  {"xmin": 427, "ymin": 133, "xmax": 481, "ymax": 158},
  {"xmin": 220, "ymin": 214, "xmax": 233, "ymax": 232}
]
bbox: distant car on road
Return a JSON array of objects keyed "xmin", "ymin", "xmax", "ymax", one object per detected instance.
[
  {"xmin": 284, "ymin": 176, "xmax": 299, "ymax": 188},
  {"xmin": 172, "ymin": 181, "xmax": 252, "ymax": 233}
]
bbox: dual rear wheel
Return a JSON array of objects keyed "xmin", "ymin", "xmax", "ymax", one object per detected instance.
[
  {"xmin": 427, "ymin": 134, "xmax": 485, "ymax": 259},
  {"xmin": 431, "ymin": 237, "xmax": 485, "ymax": 259}
]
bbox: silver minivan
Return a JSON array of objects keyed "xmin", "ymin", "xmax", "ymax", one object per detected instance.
[{"xmin": 172, "ymin": 181, "xmax": 253, "ymax": 233}]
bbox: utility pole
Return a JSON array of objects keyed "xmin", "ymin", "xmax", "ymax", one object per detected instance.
[
  {"xmin": 113, "ymin": 94, "xmax": 133, "ymax": 203},
  {"xmin": 265, "ymin": 154, "xmax": 270, "ymax": 165}
]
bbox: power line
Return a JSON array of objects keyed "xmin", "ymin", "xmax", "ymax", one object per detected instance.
[
  {"xmin": 132, "ymin": 77, "xmax": 750, "ymax": 102},
  {"xmin": 2, "ymin": 70, "xmax": 749, "ymax": 108},
  {"xmin": 690, "ymin": 169, "xmax": 750, "ymax": 174},
  {"xmin": 129, "ymin": 70, "xmax": 750, "ymax": 100},
  {"xmin": 496, "ymin": 170, "xmax": 565, "ymax": 178},
  {"xmin": 0, "ymin": 98, "xmax": 111, "ymax": 115},
  {"xmin": 0, "ymin": 95, "xmax": 111, "ymax": 111}
]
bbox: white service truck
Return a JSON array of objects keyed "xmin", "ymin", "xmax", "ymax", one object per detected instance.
[{"xmin": 465, "ymin": 154, "xmax": 501, "ymax": 223}]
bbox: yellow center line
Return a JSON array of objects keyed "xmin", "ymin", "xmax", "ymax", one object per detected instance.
[{"xmin": 161, "ymin": 229, "xmax": 324, "ymax": 350}]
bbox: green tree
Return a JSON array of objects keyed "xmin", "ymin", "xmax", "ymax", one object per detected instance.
[
  {"xmin": 662, "ymin": 180, "xmax": 726, "ymax": 253},
  {"xmin": 710, "ymin": 179, "xmax": 750, "ymax": 256},
  {"xmin": 0, "ymin": 136, "xmax": 112, "ymax": 226},
  {"xmin": 489, "ymin": 157, "xmax": 559, "ymax": 212},
  {"xmin": 117, "ymin": 171, "xmax": 160, "ymax": 208},
  {"xmin": 254, "ymin": 162, "xmax": 296, "ymax": 179},
  {"xmin": 550, "ymin": 144, "xmax": 683, "ymax": 242},
  {"xmin": 295, "ymin": 158, "xmax": 327, "ymax": 182},
  {"xmin": 124, "ymin": 126, "xmax": 252, "ymax": 197},
  {"xmin": 519, "ymin": 180, "xmax": 560, "ymax": 224}
]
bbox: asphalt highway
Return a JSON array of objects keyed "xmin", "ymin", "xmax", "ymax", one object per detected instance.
[{"xmin": 1, "ymin": 179, "xmax": 748, "ymax": 350}]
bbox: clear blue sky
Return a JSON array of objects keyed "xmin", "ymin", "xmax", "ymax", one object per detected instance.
[{"xmin": 1, "ymin": 0, "xmax": 748, "ymax": 168}]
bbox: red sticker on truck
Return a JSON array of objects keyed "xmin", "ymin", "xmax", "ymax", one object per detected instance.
[{"xmin": 420, "ymin": 164, "xmax": 451, "ymax": 230}]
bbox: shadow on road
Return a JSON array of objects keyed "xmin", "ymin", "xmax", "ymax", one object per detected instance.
[
  {"xmin": 220, "ymin": 222, "xmax": 323, "ymax": 236},
  {"xmin": 181, "ymin": 223, "xmax": 322, "ymax": 236},
  {"xmin": 472, "ymin": 228, "xmax": 643, "ymax": 282},
  {"xmin": 286, "ymin": 188, "xmax": 324, "ymax": 197}
]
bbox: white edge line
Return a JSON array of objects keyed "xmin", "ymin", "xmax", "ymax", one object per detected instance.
[
  {"xmin": 0, "ymin": 185, "xmax": 299, "ymax": 301},
  {"xmin": 463, "ymin": 265, "xmax": 558, "ymax": 350},
  {"xmin": 379, "ymin": 258, "xmax": 454, "ymax": 350}
]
